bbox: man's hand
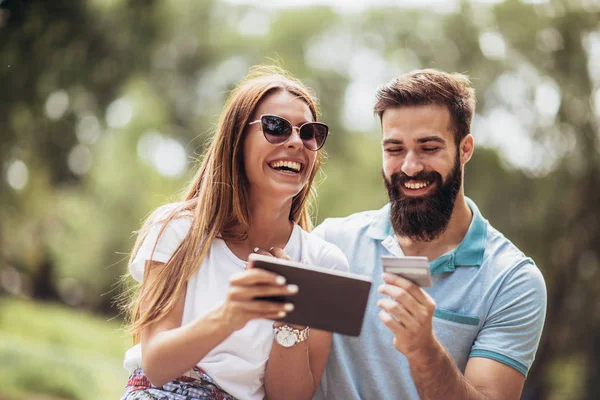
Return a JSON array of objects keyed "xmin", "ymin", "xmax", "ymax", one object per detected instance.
[{"xmin": 377, "ymin": 272, "xmax": 437, "ymax": 359}]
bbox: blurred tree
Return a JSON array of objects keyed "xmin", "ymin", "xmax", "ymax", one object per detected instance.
[
  {"xmin": 491, "ymin": 2, "xmax": 600, "ymax": 399},
  {"xmin": 1, "ymin": 0, "xmax": 599, "ymax": 398}
]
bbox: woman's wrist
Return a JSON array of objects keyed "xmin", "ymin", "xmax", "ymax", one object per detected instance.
[
  {"xmin": 207, "ymin": 303, "xmax": 239, "ymax": 333},
  {"xmin": 273, "ymin": 321, "xmax": 306, "ymax": 330}
]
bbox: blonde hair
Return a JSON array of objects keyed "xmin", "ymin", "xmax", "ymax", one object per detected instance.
[{"xmin": 123, "ymin": 65, "xmax": 323, "ymax": 343}]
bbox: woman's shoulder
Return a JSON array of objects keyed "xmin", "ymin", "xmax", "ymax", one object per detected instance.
[
  {"xmin": 143, "ymin": 202, "xmax": 193, "ymax": 236},
  {"xmin": 295, "ymin": 225, "xmax": 349, "ymax": 272},
  {"xmin": 149, "ymin": 202, "xmax": 194, "ymax": 225},
  {"xmin": 129, "ymin": 203, "xmax": 194, "ymax": 282}
]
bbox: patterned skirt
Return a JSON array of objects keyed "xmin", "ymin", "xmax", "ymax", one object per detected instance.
[{"xmin": 121, "ymin": 367, "xmax": 238, "ymax": 400}]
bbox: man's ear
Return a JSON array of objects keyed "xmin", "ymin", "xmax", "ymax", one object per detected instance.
[{"xmin": 460, "ymin": 134, "xmax": 474, "ymax": 165}]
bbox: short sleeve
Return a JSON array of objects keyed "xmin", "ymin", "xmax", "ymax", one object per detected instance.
[
  {"xmin": 311, "ymin": 220, "xmax": 349, "ymax": 273},
  {"xmin": 311, "ymin": 219, "xmax": 329, "ymax": 241},
  {"xmin": 129, "ymin": 217, "xmax": 192, "ymax": 282},
  {"xmin": 318, "ymin": 243, "xmax": 350, "ymax": 273},
  {"xmin": 470, "ymin": 261, "xmax": 547, "ymax": 376}
]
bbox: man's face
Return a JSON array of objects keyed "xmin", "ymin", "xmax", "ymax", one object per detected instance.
[{"xmin": 381, "ymin": 104, "xmax": 467, "ymax": 242}]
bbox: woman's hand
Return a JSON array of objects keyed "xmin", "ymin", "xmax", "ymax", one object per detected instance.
[
  {"xmin": 251, "ymin": 247, "xmax": 305, "ymax": 330},
  {"xmin": 252, "ymin": 246, "xmax": 292, "ymax": 261},
  {"xmin": 216, "ymin": 266, "xmax": 298, "ymax": 332}
]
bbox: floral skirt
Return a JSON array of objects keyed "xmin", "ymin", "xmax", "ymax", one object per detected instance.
[{"xmin": 121, "ymin": 367, "xmax": 238, "ymax": 400}]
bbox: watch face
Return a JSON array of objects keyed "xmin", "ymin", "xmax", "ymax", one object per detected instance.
[{"xmin": 276, "ymin": 330, "xmax": 298, "ymax": 347}]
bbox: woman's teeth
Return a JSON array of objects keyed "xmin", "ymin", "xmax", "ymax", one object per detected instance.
[{"xmin": 270, "ymin": 160, "xmax": 301, "ymax": 173}]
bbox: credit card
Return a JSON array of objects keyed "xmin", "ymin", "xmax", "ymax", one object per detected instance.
[{"xmin": 381, "ymin": 256, "xmax": 432, "ymax": 287}]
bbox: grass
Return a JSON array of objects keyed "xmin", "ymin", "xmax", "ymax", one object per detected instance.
[{"xmin": 0, "ymin": 297, "xmax": 131, "ymax": 400}]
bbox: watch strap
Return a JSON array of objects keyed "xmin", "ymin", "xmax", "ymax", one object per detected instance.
[{"xmin": 273, "ymin": 324, "xmax": 310, "ymax": 343}]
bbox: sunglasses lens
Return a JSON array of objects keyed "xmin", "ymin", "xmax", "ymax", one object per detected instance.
[
  {"xmin": 300, "ymin": 123, "xmax": 328, "ymax": 151},
  {"xmin": 261, "ymin": 115, "xmax": 292, "ymax": 144}
]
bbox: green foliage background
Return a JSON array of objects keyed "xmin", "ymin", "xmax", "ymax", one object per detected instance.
[{"xmin": 1, "ymin": 0, "xmax": 599, "ymax": 399}]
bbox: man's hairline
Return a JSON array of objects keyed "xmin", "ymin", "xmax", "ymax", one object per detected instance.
[{"xmin": 376, "ymin": 103, "xmax": 464, "ymax": 145}]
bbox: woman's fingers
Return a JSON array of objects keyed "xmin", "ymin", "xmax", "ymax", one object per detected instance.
[
  {"xmin": 228, "ymin": 299, "xmax": 295, "ymax": 322},
  {"xmin": 229, "ymin": 282, "xmax": 298, "ymax": 301},
  {"xmin": 246, "ymin": 249, "xmax": 274, "ymax": 270},
  {"xmin": 247, "ymin": 246, "xmax": 292, "ymax": 261},
  {"xmin": 229, "ymin": 268, "xmax": 285, "ymax": 287},
  {"xmin": 226, "ymin": 249, "xmax": 298, "ymax": 324},
  {"xmin": 268, "ymin": 247, "xmax": 292, "ymax": 260},
  {"xmin": 235, "ymin": 299, "xmax": 294, "ymax": 314}
]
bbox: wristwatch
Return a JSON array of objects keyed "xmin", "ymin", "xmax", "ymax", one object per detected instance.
[{"xmin": 273, "ymin": 324, "xmax": 310, "ymax": 347}]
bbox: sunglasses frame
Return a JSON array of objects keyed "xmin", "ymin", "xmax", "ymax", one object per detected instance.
[{"xmin": 248, "ymin": 114, "xmax": 330, "ymax": 151}]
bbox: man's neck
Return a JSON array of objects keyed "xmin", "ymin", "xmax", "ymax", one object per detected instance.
[{"xmin": 396, "ymin": 193, "xmax": 473, "ymax": 261}]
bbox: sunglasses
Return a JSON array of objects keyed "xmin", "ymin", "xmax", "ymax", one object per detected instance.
[{"xmin": 248, "ymin": 114, "xmax": 329, "ymax": 151}]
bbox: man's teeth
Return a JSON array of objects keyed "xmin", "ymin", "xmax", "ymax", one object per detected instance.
[
  {"xmin": 270, "ymin": 160, "xmax": 301, "ymax": 172},
  {"xmin": 404, "ymin": 181, "xmax": 430, "ymax": 190}
]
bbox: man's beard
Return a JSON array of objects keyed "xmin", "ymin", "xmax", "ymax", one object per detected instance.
[{"xmin": 383, "ymin": 152, "xmax": 462, "ymax": 242}]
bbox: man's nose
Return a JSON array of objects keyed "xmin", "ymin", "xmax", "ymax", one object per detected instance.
[{"xmin": 401, "ymin": 151, "xmax": 424, "ymax": 177}]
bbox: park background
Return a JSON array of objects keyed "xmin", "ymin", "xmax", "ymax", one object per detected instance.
[{"xmin": 1, "ymin": 0, "xmax": 599, "ymax": 398}]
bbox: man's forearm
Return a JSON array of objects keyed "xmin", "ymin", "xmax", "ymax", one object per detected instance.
[{"xmin": 408, "ymin": 339, "xmax": 490, "ymax": 400}]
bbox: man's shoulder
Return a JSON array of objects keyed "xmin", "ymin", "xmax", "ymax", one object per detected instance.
[
  {"xmin": 315, "ymin": 208, "xmax": 384, "ymax": 239},
  {"xmin": 482, "ymin": 223, "xmax": 542, "ymax": 279}
]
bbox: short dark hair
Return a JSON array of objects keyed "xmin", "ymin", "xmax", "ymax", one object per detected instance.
[{"xmin": 374, "ymin": 69, "xmax": 476, "ymax": 144}]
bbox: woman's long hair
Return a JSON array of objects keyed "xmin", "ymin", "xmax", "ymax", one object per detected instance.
[{"xmin": 123, "ymin": 65, "xmax": 323, "ymax": 343}]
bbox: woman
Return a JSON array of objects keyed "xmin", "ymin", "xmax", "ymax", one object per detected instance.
[{"xmin": 120, "ymin": 65, "xmax": 349, "ymax": 400}]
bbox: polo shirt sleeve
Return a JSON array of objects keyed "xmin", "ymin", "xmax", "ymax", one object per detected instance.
[
  {"xmin": 129, "ymin": 216, "xmax": 192, "ymax": 282},
  {"xmin": 470, "ymin": 261, "xmax": 547, "ymax": 376}
]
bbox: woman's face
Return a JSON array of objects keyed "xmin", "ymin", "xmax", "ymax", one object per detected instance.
[{"xmin": 243, "ymin": 90, "xmax": 317, "ymax": 204}]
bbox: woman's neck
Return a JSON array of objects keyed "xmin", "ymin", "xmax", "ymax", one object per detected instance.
[
  {"xmin": 247, "ymin": 200, "xmax": 294, "ymax": 249},
  {"xmin": 225, "ymin": 196, "xmax": 294, "ymax": 260}
]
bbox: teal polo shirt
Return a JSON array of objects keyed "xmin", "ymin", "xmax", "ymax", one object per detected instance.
[{"xmin": 313, "ymin": 198, "xmax": 546, "ymax": 400}]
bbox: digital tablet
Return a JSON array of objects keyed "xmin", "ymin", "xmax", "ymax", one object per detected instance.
[{"xmin": 248, "ymin": 253, "xmax": 372, "ymax": 336}]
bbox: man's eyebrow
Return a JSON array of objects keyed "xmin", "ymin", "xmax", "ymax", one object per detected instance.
[
  {"xmin": 382, "ymin": 139, "xmax": 403, "ymax": 146},
  {"xmin": 416, "ymin": 136, "xmax": 446, "ymax": 144},
  {"xmin": 382, "ymin": 136, "xmax": 447, "ymax": 146}
]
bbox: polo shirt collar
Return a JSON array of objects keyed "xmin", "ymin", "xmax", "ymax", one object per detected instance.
[{"xmin": 367, "ymin": 198, "xmax": 487, "ymax": 274}]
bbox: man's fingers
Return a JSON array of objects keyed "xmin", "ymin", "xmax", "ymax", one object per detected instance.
[
  {"xmin": 378, "ymin": 309, "xmax": 405, "ymax": 332},
  {"xmin": 377, "ymin": 297, "xmax": 419, "ymax": 332},
  {"xmin": 382, "ymin": 273, "xmax": 436, "ymax": 310},
  {"xmin": 377, "ymin": 284, "xmax": 427, "ymax": 318}
]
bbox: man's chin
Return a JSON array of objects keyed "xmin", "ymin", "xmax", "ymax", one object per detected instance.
[{"xmin": 394, "ymin": 194, "xmax": 433, "ymax": 209}]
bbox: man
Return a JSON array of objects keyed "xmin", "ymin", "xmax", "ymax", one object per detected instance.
[{"xmin": 313, "ymin": 69, "xmax": 546, "ymax": 400}]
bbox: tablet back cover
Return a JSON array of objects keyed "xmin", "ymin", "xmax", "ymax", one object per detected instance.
[{"xmin": 251, "ymin": 256, "xmax": 372, "ymax": 336}]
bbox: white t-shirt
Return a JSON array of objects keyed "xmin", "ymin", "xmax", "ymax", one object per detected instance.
[{"xmin": 123, "ymin": 214, "xmax": 349, "ymax": 400}]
